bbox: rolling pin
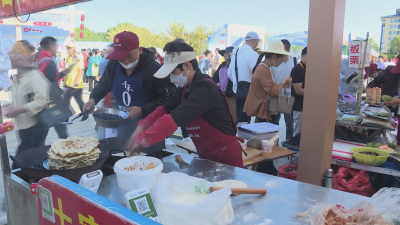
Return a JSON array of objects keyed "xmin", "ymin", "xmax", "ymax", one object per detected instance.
[{"xmin": 210, "ymin": 187, "xmax": 267, "ymax": 195}]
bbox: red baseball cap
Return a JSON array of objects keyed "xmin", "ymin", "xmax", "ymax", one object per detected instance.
[
  {"xmin": 107, "ymin": 31, "xmax": 139, "ymax": 60},
  {"xmin": 391, "ymin": 54, "xmax": 400, "ymax": 74}
]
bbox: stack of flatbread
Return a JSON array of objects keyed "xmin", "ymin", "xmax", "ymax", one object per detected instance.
[{"xmin": 48, "ymin": 137, "xmax": 100, "ymax": 170}]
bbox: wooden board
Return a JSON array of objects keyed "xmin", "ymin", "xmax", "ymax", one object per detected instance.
[
  {"xmin": 243, "ymin": 146, "xmax": 297, "ymax": 167},
  {"xmin": 176, "ymin": 142, "xmax": 262, "ymax": 161},
  {"xmin": 177, "ymin": 142, "xmax": 296, "ymax": 167},
  {"xmin": 242, "ymin": 148, "xmax": 263, "ymax": 161}
]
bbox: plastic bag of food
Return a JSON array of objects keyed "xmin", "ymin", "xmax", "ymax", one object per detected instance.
[
  {"xmin": 370, "ymin": 188, "xmax": 400, "ymax": 224},
  {"xmin": 296, "ymin": 201, "xmax": 393, "ymax": 225},
  {"xmin": 152, "ymin": 172, "xmax": 234, "ymax": 225},
  {"xmin": 278, "ymin": 164, "xmax": 298, "ymax": 180},
  {"xmin": 333, "ymin": 167, "xmax": 375, "ymax": 196}
]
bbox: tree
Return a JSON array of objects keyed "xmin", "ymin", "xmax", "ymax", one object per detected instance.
[
  {"xmin": 185, "ymin": 25, "xmax": 213, "ymax": 55},
  {"xmin": 74, "ymin": 27, "xmax": 108, "ymax": 42},
  {"xmin": 368, "ymin": 38, "xmax": 379, "ymax": 52},
  {"xmin": 106, "ymin": 23, "xmax": 159, "ymax": 47},
  {"xmin": 389, "ymin": 36, "xmax": 400, "ymax": 60}
]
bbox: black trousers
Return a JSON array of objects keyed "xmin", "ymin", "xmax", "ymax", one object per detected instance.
[
  {"xmin": 236, "ymin": 97, "xmax": 251, "ymax": 124},
  {"xmin": 256, "ymin": 115, "xmax": 280, "ymax": 176},
  {"xmin": 88, "ymin": 76, "xmax": 97, "ymax": 92},
  {"xmin": 53, "ymin": 123, "xmax": 68, "ymax": 139},
  {"xmin": 181, "ymin": 127, "xmax": 189, "ymax": 138},
  {"xmin": 64, "ymin": 87, "xmax": 84, "ymax": 113},
  {"xmin": 13, "ymin": 123, "xmax": 49, "ymax": 169}
]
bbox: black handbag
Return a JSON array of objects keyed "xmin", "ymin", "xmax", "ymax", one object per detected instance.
[
  {"xmin": 234, "ymin": 48, "xmax": 251, "ymax": 101},
  {"xmin": 29, "ymin": 58, "xmax": 74, "ymax": 129},
  {"xmin": 28, "ymin": 82, "xmax": 73, "ymax": 129}
]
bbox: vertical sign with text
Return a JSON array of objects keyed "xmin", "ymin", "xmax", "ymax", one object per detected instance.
[{"xmin": 349, "ymin": 40, "xmax": 371, "ymax": 68}]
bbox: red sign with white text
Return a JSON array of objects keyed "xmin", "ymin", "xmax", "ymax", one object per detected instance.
[
  {"xmin": 36, "ymin": 176, "xmax": 159, "ymax": 225},
  {"xmin": 0, "ymin": 0, "xmax": 89, "ymax": 19}
]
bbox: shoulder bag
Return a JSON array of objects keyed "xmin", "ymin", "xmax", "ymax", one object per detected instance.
[
  {"xmin": 30, "ymin": 59, "xmax": 74, "ymax": 129},
  {"xmin": 234, "ymin": 48, "xmax": 251, "ymax": 102},
  {"xmin": 262, "ymin": 63, "xmax": 294, "ymax": 115}
]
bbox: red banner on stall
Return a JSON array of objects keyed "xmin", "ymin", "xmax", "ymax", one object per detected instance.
[
  {"xmin": 36, "ymin": 176, "xmax": 159, "ymax": 225},
  {"xmin": 0, "ymin": 0, "xmax": 90, "ymax": 19}
]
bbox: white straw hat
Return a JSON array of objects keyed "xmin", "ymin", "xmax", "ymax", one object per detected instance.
[
  {"xmin": 153, "ymin": 51, "xmax": 196, "ymax": 79},
  {"xmin": 257, "ymin": 40, "xmax": 294, "ymax": 56}
]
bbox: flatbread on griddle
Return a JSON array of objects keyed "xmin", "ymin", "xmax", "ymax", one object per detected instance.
[
  {"xmin": 47, "ymin": 137, "xmax": 101, "ymax": 170},
  {"xmin": 49, "ymin": 137, "xmax": 99, "ymax": 157}
]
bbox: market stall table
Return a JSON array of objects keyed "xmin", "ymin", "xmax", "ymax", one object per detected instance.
[
  {"xmin": 177, "ymin": 141, "xmax": 296, "ymax": 170},
  {"xmin": 284, "ymin": 144, "xmax": 400, "ymax": 177},
  {"xmin": 98, "ymin": 154, "xmax": 368, "ymax": 224}
]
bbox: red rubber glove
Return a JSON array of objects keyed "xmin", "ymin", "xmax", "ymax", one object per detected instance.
[
  {"xmin": 137, "ymin": 106, "xmax": 167, "ymax": 129},
  {"xmin": 136, "ymin": 114, "xmax": 178, "ymax": 148}
]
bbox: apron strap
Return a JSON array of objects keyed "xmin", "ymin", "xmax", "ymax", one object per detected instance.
[
  {"xmin": 202, "ymin": 78, "xmax": 237, "ymax": 133},
  {"xmin": 202, "ymin": 78, "xmax": 247, "ymax": 156}
]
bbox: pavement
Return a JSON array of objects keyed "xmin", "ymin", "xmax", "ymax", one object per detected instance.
[{"xmin": 0, "ymin": 83, "xmax": 291, "ymax": 224}]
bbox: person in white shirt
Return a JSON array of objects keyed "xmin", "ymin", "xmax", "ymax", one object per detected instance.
[
  {"xmin": 211, "ymin": 48, "xmax": 222, "ymax": 76},
  {"xmin": 227, "ymin": 31, "xmax": 260, "ymax": 123},
  {"xmin": 377, "ymin": 56, "xmax": 388, "ymax": 70},
  {"xmin": 338, "ymin": 58, "xmax": 359, "ymax": 95},
  {"xmin": 270, "ymin": 39, "xmax": 295, "ymax": 140}
]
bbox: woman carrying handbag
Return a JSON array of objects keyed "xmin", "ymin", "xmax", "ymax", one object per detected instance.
[
  {"xmin": 244, "ymin": 40, "xmax": 293, "ymax": 124},
  {"xmin": 6, "ymin": 40, "xmax": 50, "ymax": 168}
]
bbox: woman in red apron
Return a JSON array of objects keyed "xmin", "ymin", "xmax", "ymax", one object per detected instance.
[{"xmin": 126, "ymin": 41, "xmax": 243, "ymax": 167}]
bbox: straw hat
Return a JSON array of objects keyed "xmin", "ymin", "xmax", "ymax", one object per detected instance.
[{"xmin": 257, "ymin": 40, "xmax": 294, "ymax": 56}]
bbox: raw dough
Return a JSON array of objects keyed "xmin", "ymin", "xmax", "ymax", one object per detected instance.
[{"xmin": 213, "ymin": 180, "xmax": 248, "ymax": 194}]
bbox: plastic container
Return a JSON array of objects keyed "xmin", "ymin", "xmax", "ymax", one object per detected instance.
[
  {"xmin": 114, "ymin": 156, "xmax": 163, "ymax": 203},
  {"xmin": 261, "ymin": 140, "xmax": 274, "ymax": 153},
  {"xmin": 350, "ymin": 147, "xmax": 390, "ymax": 166}
]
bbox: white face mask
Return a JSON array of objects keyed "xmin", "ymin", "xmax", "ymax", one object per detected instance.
[
  {"xmin": 170, "ymin": 72, "xmax": 188, "ymax": 88},
  {"xmin": 119, "ymin": 49, "xmax": 139, "ymax": 69}
]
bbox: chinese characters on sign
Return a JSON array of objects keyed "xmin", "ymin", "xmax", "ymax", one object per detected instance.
[
  {"xmin": 37, "ymin": 176, "xmax": 157, "ymax": 225},
  {"xmin": 348, "ymin": 41, "xmax": 371, "ymax": 68}
]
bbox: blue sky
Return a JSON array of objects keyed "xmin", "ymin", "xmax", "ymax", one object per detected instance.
[{"xmin": 68, "ymin": 0, "xmax": 400, "ymax": 42}]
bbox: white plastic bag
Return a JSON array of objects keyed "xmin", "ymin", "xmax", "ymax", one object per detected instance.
[
  {"xmin": 296, "ymin": 201, "xmax": 393, "ymax": 225},
  {"xmin": 153, "ymin": 172, "xmax": 234, "ymax": 225},
  {"xmin": 370, "ymin": 187, "xmax": 400, "ymax": 224}
]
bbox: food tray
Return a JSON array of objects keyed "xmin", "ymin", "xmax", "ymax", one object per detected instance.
[
  {"xmin": 336, "ymin": 114, "xmax": 363, "ymax": 126},
  {"xmin": 364, "ymin": 105, "xmax": 391, "ymax": 121}
]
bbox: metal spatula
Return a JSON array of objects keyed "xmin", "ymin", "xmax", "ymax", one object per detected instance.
[{"xmin": 175, "ymin": 155, "xmax": 192, "ymax": 169}]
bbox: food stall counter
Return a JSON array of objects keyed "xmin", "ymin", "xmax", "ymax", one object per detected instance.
[{"xmin": 97, "ymin": 154, "xmax": 368, "ymax": 224}]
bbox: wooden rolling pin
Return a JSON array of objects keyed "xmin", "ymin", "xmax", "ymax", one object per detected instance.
[{"xmin": 210, "ymin": 187, "xmax": 267, "ymax": 195}]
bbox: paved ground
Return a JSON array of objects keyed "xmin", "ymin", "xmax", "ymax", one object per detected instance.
[{"xmin": 0, "ymin": 84, "xmax": 290, "ymax": 224}]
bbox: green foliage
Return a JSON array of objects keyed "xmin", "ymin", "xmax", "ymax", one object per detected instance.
[
  {"xmin": 388, "ymin": 36, "xmax": 400, "ymax": 60},
  {"xmin": 76, "ymin": 21, "xmax": 215, "ymax": 55},
  {"xmin": 74, "ymin": 27, "xmax": 108, "ymax": 42},
  {"xmin": 368, "ymin": 38, "xmax": 379, "ymax": 52}
]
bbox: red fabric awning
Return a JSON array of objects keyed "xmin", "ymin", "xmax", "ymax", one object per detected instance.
[{"xmin": 0, "ymin": 0, "xmax": 89, "ymax": 19}]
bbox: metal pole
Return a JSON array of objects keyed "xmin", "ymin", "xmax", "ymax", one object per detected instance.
[{"xmin": 356, "ymin": 32, "xmax": 369, "ymax": 115}]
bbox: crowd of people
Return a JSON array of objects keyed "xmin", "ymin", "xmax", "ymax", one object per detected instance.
[{"xmin": 5, "ymin": 30, "xmax": 400, "ymax": 176}]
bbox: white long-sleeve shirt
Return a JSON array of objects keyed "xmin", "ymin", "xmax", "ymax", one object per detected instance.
[
  {"xmin": 271, "ymin": 56, "xmax": 296, "ymax": 95},
  {"xmin": 227, "ymin": 44, "xmax": 259, "ymax": 93}
]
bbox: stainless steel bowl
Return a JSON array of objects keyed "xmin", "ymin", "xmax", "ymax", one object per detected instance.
[{"xmin": 93, "ymin": 108, "xmax": 129, "ymax": 128}]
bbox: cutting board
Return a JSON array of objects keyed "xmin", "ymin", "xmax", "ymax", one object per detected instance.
[
  {"xmin": 177, "ymin": 141, "xmax": 262, "ymax": 161},
  {"xmin": 242, "ymin": 148, "xmax": 263, "ymax": 161}
]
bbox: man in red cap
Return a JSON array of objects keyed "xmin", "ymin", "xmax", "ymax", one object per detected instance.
[
  {"xmin": 368, "ymin": 54, "xmax": 400, "ymax": 105},
  {"xmin": 83, "ymin": 31, "xmax": 176, "ymax": 156}
]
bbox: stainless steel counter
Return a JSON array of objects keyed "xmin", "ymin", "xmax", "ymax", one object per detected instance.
[{"xmin": 98, "ymin": 154, "xmax": 368, "ymax": 224}]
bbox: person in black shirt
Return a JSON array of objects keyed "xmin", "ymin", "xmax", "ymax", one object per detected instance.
[
  {"xmin": 126, "ymin": 41, "xmax": 243, "ymax": 168},
  {"xmin": 291, "ymin": 47, "xmax": 307, "ymax": 136}
]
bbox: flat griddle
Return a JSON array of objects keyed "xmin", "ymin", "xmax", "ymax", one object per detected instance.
[{"xmin": 10, "ymin": 140, "xmax": 109, "ymax": 182}]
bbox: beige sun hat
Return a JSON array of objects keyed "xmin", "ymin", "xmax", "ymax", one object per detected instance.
[{"xmin": 257, "ymin": 40, "xmax": 295, "ymax": 56}]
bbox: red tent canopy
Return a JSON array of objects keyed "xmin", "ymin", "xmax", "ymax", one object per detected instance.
[{"xmin": 0, "ymin": 0, "xmax": 89, "ymax": 19}]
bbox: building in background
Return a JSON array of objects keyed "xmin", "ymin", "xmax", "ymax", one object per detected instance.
[{"xmin": 380, "ymin": 8, "xmax": 400, "ymax": 53}]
